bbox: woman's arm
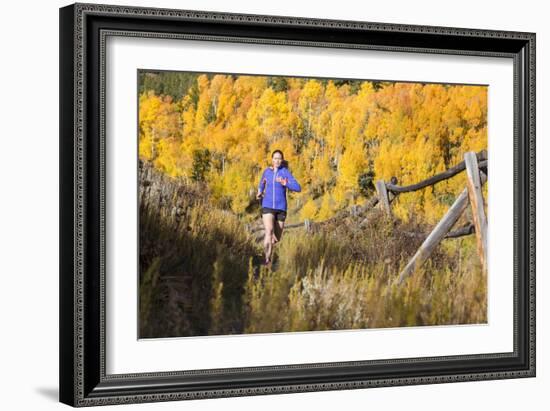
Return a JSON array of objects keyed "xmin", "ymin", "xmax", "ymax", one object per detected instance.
[
  {"xmin": 257, "ymin": 169, "xmax": 267, "ymax": 195},
  {"xmin": 284, "ymin": 170, "xmax": 301, "ymax": 192}
]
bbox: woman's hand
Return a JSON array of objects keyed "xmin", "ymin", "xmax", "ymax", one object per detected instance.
[
  {"xmin": 256, "ymin": 191, "xmax": 263, "ymax": 200},
  {"xmin": 275, "ymin": 176, "xmax": 288, "ymax": 186}
]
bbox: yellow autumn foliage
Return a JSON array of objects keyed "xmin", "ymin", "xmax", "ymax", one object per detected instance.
[
  {"xmin": 300, "ymin": 198, "xmax": 318, "ymax": 221},
  {"xmin": 139, "ymin": 73, "xmax": 487, "ymax": 225}
]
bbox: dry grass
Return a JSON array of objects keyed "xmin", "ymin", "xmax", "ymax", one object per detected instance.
[
  {"xmin": 242, "ymin": 216, "xmax": 486, "ymax": 333},
  {"xmin": 139, "ymin": 161, "xmax": 487, "ymax": 338}
]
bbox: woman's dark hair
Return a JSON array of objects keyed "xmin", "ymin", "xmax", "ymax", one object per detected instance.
[{"xmin": 271, "ymin": 150, "xmax": 288, "ymax": 168}]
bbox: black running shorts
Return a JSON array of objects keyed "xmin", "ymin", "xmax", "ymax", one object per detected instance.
[{"xmin": 261, "ymin": 207, "xmax": 287, "ymax": 222}]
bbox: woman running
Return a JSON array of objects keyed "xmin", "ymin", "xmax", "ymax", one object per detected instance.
[{"xmin": 256, "ymin": 150, "xmax": 301, "ymax": 266}]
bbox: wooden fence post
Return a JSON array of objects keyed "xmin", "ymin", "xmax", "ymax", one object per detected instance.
[
  {"xmin": 397, "ymin": 171, "xmax": 488, "ymax": 285},
  {"xmin": 464, "ymin": 151, "xmax": 488, "ymax": 273},
  {"xmin": 375, "ymin": 180, "xmax": 392, "ymax": 217}
]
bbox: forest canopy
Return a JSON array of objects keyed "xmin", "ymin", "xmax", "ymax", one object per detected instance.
[{"xmin": 138, "ymin": 71, "xmax": 487, "ymax": 224}]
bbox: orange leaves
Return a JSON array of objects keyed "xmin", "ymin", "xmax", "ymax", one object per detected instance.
[
  {"xmin": 247, "ymin": 87, "xmax": 293, "ymax": 140},
  {"xmin": 138, "ymin": 90, "xmax": 181, "ymax": 164},
  {"xmin": 139, "ymin": 73, "xmax": 487, "ymax": 224}
]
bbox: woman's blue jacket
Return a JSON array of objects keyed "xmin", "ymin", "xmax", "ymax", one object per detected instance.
[{"xmin": 257, "ymin": 166, "xmax": 301, "ymax": 212}]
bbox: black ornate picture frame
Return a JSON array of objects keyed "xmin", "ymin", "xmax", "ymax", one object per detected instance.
[{"xmin": 59, "ymin": 2, "xmax": 535, "ymax": 407}]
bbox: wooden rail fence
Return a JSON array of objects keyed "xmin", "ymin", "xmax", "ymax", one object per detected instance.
[
  {"xmin": 394, "ymin": 151, "xmax": 487, "ymax": 283},
  {"xmin": 248, "ymin": 150, "xmax": 488, "ymax": 284}
]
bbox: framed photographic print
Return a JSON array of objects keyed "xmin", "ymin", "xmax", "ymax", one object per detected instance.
[{"xmin": 59, "ymin": 2, "xmax": 536, "ymax": 407}]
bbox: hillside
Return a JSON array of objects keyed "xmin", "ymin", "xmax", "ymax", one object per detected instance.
[{"xmin": 139, "ymin": 160, "xmax": 486, "ymax": 338}]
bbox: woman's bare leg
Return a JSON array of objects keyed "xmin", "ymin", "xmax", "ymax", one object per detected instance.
[
  {"xmin": 273, "ymin": 220, "xmax": 285, "ymax": 243},
  {"xmin": 262, "ymin": 213, "xmax": 275, "ymax": 262}
]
